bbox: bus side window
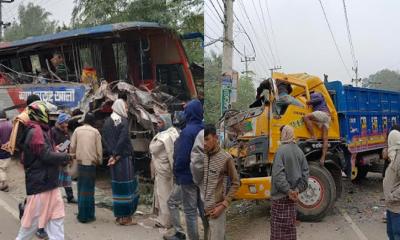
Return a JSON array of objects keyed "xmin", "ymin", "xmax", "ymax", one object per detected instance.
[
  {"xmin": 156, "ymin": 64, "xmax": 190, "ymax": 100},
  {"xmin": 10, "ymin": 58, "xmax": 22, "ymax": 73},
  {"xmin": 112, "ymin": 43, "xmax": 128, "ymax": 81},
  {"xmin": 30, "ymin": 55, "xmax": 41, "ymax": 74}
]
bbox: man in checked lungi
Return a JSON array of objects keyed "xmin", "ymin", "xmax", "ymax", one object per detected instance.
[{"xmin": 270, "ymin": 125, "xmax": 309, "ymax": 240}]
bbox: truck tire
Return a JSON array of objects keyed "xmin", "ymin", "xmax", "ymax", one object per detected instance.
[
  {"xmin": 351, "ymin": 166, "xmax": 368, "ymax": 182},
  {"xmin": 297, "ymin": 162, "xmax": 336, "ymax": 222}
]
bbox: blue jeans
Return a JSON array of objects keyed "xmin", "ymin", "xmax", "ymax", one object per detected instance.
[
  {"xmin": 387, "ymin": 210, "xmax": 400, "ymax": 240},
  {"xmin": 181, "ymin": 184, "xmax": 200, "ymax": 240},
  {"xmin": 167, "ymin": 184, "xmax": 184, "ymax": 234}
]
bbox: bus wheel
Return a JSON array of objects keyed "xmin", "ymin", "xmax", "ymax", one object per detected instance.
[{"xmin": 297, "ymin": 162, "xmax": 336, "ymax": 222}]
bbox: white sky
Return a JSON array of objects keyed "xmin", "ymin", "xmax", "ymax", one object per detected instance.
[
  {"xmin": 205, "ymin": 0, "xmax": 400, "ymax": 85},
  {"xmin": 2, "ymin": 0, "xmax": 75, "ymax": 26}
]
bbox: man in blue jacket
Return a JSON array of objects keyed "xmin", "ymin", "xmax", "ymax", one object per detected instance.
[{"xmin": 173, "ymin": 99, "xmax": 204, "ymax": 240}]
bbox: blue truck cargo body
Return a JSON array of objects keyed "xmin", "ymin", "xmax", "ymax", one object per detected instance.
[{"xmin": 326, "ymin": 81, "xmax": 400, "ymax": 153}]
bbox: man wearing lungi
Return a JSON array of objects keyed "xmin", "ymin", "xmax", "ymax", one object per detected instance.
[
  {"xmin": 70, "ymin": 112, "xmax": 103, "ymax": 223},
  {"xmin": 270, "ymin": 125, "xmax": 309, "ymax": 240}
]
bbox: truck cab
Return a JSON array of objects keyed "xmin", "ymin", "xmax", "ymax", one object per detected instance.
[{"xmin": 221, "ymin": 72, "xmax": 345, "ymax": 221}]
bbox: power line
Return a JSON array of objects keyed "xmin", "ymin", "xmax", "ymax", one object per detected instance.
[
  {"xmin": 208, "ymin": 0, "xmax": 224, "ymax": 24},
  {"xmin": 342, "ymin": 0, "xmax": 358, "ymax": 72},
  {"xmin": 233, "ymin": 19, "xmax": 256, "ymax": 57},
  {"xmin": 317, "ymin": 0, "xmax": 352, "ymax": 79},
  {"xmin": 205, "ymin": 7, "xmax": 223, "ymax": 33},
  {"xmin": 234, "ymin": 11, "xmax": 270, "ymax": 75},
  {"xmin": 251, "ymin": 0, "xmax": 277, "ymax": 66},
  {"xmin": 237, "ymin": 0, "xmax": 273, "ymax": 68},
  {"xmin": 216, "ymin": 0, "xmax": 224, "ymax": 14},
  {"xmin": 205, "ymin": 21, "xmax": 222, "ymax": 39},
  {"xmin": 263, "ymin": 0, "xmax": 281, "ymax": 66}
]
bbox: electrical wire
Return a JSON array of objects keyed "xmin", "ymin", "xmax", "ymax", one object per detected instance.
[
  {"xmin": 342, "ymin": 0, "xmax": 358, "ymax": 72},
  {"xmin": 237, "ymin": 0, "xmax": 273, "ymax": 68},
  {"xmin": 208, "ymin": 0, "xmax": 224, "ymax": 24},
  {"xmin": 263, "ymin": 0, "xmax": 282, "ymax": 66},
  {"xmin": 251, "ymin": 0, "xmax": 277, "ymax": 66},
  {"xmin": 318, "ymin": 0, "xmax": 352, "ymax": 79}
]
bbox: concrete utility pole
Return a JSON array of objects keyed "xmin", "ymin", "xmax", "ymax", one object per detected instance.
[
  {"xmin": 351, "ymin": 62, "xmax": 361, "ymax": 87},
  {"xmin": 269, "ymin": 66, "xmax": 282, "ymax": 77},
  {"xmin": 0, "ymin": 0, "xmax": 14, "ymax": 40},
  {"xmin": 221, "ymin": 0, "xmax": 234, "ymax": 74},
  {"xmin": 241, "ymin": 46, "xmax": 255, "ymax": 78}
]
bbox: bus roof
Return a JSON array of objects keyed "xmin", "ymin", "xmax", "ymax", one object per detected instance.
[{"xmin": 0, "ymin": 21, "xmax": 167, "ymax": 51}]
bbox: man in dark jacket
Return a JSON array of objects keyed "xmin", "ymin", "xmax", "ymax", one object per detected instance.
[
  {"xmin": 16, "ymin": 101, "xmax": 70, "ymax": 239},
  {"xmin": 172, "ymin": 99, "xmax": 204, "ymax": 240}
]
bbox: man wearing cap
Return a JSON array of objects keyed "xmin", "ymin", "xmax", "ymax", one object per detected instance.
[{"xmin": 51, "ymin": 112, "xmax": 77, "ymax": 203}]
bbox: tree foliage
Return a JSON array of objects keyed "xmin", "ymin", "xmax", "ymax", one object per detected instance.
[
  {"xmin": 362, "ymin": 69, "xmax": 400, "ymax": 91},
  {"xmin": 204, "ymin": 52, "xmax": 255, "ymax": 124},
  {"xmin": 71, "ymin": 0, "xmax": 203, "ymax": 63},
  {"xmin": 4, "ymin": 3, "xmax": 57, "ymax": 41}
]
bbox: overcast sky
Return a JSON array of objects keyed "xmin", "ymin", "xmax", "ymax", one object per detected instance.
[
  {"xmin": 205, "ymin": 0, "xmax": 400, "ymax": 85},
  {"xmin": 2, "ymin": 0, "xmax": 74, "ymax": 26}
]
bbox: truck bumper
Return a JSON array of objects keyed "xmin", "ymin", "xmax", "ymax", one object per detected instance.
[{"xmin": 234, "ymin": 177, "xmax": 271, "ymax": 200}]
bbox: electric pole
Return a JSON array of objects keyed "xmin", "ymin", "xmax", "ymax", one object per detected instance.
[
  {"xmin": 351, "ymin": 62, "xmax": 361, "ymax": 87},
  {"xmin": 269, "ymin": 66, "xmax": 282, "ymax": 77},
  {"xmin": 221, "ymin": 0, "xmax": 234, "ymax": 74},
  {"xmin": 241, "ymin": 46, "xmax": 255, "ymax": 78},
  {"xmin": 0, "ymin": 0, "xmax": 14, "ymax": 40}
]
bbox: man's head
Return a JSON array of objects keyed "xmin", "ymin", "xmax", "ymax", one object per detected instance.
[
  {"xmin": 391, "ymin": 124, "xmax": 400, "ymax": 132},
  {"xmin": 56, "ymin": 113, "xmax": 71, "ymax": 129},
  {"xmin": 28, "ymin": 101, "xmax": 49, "ymax": 124},
  {"xmin": 83, "ymin": 112, "xmax": 96, "ymax": 126},
  {"xmin": 51, "ymin": 52, "xmax": 64, "ymax": 66},
  {"xmin": 156, "ymin": 114, "xmax": 172, "ymax": 132},
  {"xmin": 184, "ymin": 99, "xmax": 203, "ymax": 124},
  {"xmin": 280, "ymin": 125, "xmax": 295, "ymax": 143},
  {"xmin": 27, "ymin": 94, "xmax": 40, "ymax": 106},
  {"xmin": 204, "ymin": 124, "xmax": 218, "ymax": 153},
  {"xmin": 172, "ymin": 111, "xmax": 186, "ymax": 129}
]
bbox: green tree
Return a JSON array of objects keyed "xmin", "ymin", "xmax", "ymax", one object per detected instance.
[
  {"xmin": 204, "ymin": 52, "xmax": 222, "ymax": 124},
  {"xmin": 362, "ymin": 69, "xmax": 400, "ymax": 91},
  {"xmin": 71, "ymin": 0, "xmax": 203, "ymax": 63},
  {"xmin": 204, "ymin": 52, "xmax": 256, "ymax": 124},
  {"xmin": 4, "ymin": 2, "xmax": 57, "ymax": 41}
]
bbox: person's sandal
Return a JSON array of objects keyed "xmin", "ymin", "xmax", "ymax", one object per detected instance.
[
  {"xmin": 35, "ymin": 228, "xmax": 49, "ymax": 240},
  {"xmin": 117, "ymin": 217, "xmax": 137, "ymax": 226}
]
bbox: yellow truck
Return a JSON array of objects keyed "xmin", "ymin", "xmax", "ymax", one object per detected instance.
[{"xmin": 220, "ymin": 72, "xmax": 354, "ymax": 221}]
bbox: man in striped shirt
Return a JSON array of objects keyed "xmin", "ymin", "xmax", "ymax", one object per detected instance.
[{"xmin": 204, "ymin": 124, "xmax": 240, "ymax": 240}]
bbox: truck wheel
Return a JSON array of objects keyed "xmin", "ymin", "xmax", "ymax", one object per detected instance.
[
  {"xmin": 351, "ymin": 166, "xmax": 368, "ymax": 182},
  {"xmin": 297, "ymin": 162, "xmax": 336, "ymax": 222}
]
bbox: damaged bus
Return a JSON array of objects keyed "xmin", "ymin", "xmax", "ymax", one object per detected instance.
[{"xmin": 0, "ymin": 22, "xmax": 202, "ymax": 175}]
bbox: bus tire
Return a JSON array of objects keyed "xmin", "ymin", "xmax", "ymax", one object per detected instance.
[{"xmin": 297, "ymin": 162, "xmax": 336, "ymax": 222}]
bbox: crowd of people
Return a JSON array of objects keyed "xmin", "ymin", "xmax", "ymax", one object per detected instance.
[
  {"xmin": 0, "ymin": 94, "xmax": 140, "ymax": 239},
  {"xmin": 30, "ymin": 77, "xmax": 400, "ymax": 240},
  {"xmin": 0, "ymin": 85, "xmax": 318, "ymax": 240}
]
